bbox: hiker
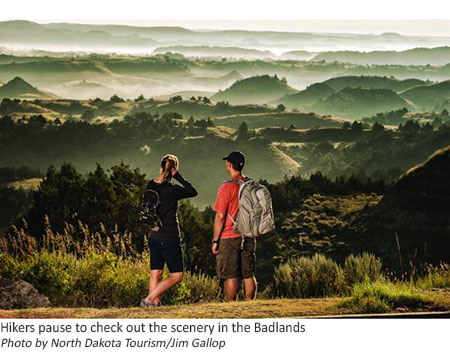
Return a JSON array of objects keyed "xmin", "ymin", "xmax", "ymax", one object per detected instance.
[
  {"xmin": 140, "ymin": 154, "xmax": 198, "ymax": 307},
  {"xmin": 211, "ymin": 151, "xmax": 257, "ymax": 301}
]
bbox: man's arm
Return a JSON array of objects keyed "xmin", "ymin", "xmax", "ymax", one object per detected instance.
[{"xmin": 211, "ymin": 212, "xmax": 226, "ymax": 255}]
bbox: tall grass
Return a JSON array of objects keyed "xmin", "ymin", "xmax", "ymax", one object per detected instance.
[
  {"xmin": 0, "ymin": 217, "xmax": 141, "ymax": 259},
  {"xmin": 0, "ymin": 218, "xmax": 221, "ymax": 307},
  {"xmin": 415, "ymin": 264, "xmax": 450, "ymax": 290}
]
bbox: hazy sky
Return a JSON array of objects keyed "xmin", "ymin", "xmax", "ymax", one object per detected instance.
[
  {"xmin": 1, "ymin": 0, "xmax": 450, "ymax": 36},
  {"xmin": 43, "ymin": 20, "xmax": 450, "ymax": 37}
]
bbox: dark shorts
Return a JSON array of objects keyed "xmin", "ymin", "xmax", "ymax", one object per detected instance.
[
  {"xmin": 149, "ymin": 237, "xmax": 184, "ymax": 273},
  {"xmin": 217, "ymin": 237, "xmax": 256, "ymax": 280}
]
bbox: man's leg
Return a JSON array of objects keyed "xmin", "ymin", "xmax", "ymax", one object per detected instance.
[
  {"xmin": 224, "ymin": 278, "xmax": 239, "ymax": 301},
  {"xmin": 242, "ymin": 277, "xmax": 257, "ymax": 300},
  {"xmin": 217, "ymin": 238, "xmax": 240, "ymax": 301},
  {"xmin": 241, "ymin": 238, "xmax": 257, "ymax": 300}
]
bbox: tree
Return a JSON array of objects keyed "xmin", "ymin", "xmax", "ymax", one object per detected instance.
[
  {"xmin": 29, "ymin": 115, "xmax": 47, "ymax": 126},
  {"xmin": 351, "ymin": 121, "xmax": 363, "ymax": 132},
  {"xmin": 109, "ymin": 95, "xmax": 125, "ymax": 103},
  {"xmin": 236, "ymin": 121, "xmax": 250, "ymax": 141},
  {"xmin": 135, "ymin": 94, "xmax": 145, "ymax": 102},
  {"xmin": 276, "ymin": 104, "xmax": 286, "ymax": 112},
  {"xmin": 26, "ymin": 164, "xmax": 84, "ymax": 236},
  {"xmin": 202, "ymin": 97, "xmax": 211, "ymax": 104},
  {"xmin": 81, "ymin": 109, "xmax": 95, "ymax": 120},
  {"xmin": 372, "ymin": 121, "xmax": 385, "ymax": 133},
  {"xmin": 399, "ymin": 120, "xmax": 420, "ymax": 137},
  {"xmin": 342, "ymin": 121, "xmax": 351, "ymax": 130},
  {"xmin": 169, "ymin": 95, "xmax": 182, "ymax": 102}
]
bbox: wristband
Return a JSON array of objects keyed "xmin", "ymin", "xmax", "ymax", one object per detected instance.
[{"xmin": 212, "ymin": 239, "xmax": 219, "ymax": 244}]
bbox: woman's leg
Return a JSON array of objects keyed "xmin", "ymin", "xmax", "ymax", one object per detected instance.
[
  {"xmin": 145, "ymin": 269, "xmax": 163, "ymax": 305},
  {"xmin": 145, "ymin": 238, "xmax": 184, "ymax": 305},
  {"xmin": 147, "ymin": 272, "xmax": 183, "ymax": 303}
]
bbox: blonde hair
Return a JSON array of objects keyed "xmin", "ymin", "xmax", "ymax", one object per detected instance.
[{"xmin": 160, "ymin": 154, "xmax": 179, "ymax": 182}]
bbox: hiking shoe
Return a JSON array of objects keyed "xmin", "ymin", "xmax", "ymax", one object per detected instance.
[{"xmin": 140, "ymin": 298, "xmax": 156, "ymax": 308}]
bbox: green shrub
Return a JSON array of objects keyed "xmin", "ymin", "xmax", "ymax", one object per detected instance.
[
  {"xmin": 0, "ymin": 252, "xmax": 18, "ymax": 279},
  {"xmin": 17, "ymin": 252, "xmax": 72, "ymax": 303},
  {"xmin": 343, "ymin": 253, "xmax": 382, "ymax": 288},
  {"xmin": 66, "ymin": 252, "xmax": 119, "ymax": 307},
  {"xmin": 181, "ymin": 272, "xmax": 221, "ymax": 303},
  {"xmin": 340, "ymin": 281, "xmax": 432, "ymax": 313},
  {"xmin": 273, "ymin": 254, "xmax": 345, "ymax": 298},
  {"xmin": 0, "ymin": 250, "xmax": 221, "ymax": 308}
]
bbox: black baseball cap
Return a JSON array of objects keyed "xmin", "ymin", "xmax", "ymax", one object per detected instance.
[{"xmin": 223, "ymin": 151, "xmax": 245, "ymax": 169}]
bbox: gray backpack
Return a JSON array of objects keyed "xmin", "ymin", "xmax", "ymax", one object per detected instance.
[{"xmin": 226, "ymin": 177, "xmax": 275, "ymax": 238}]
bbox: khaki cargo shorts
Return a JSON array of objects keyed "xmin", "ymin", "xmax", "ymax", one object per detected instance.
[{"xmin": 217, "ymin": 237, "xmax": 256, "ymax": 279}]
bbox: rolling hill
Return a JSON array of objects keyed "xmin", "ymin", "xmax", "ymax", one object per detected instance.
[
  {"xmin": 58, "ymin": 81, "xmax": 119, "ymax": 100},
  {"xmin": 213, "ymin": 112, "xmax": 344, "ymax": 129},
  {"xmin": 0, "ymin": 77, "xmax": 56, "ymax": 99},
  {"xmin": 351, "ymin": 145, "xmax": 450, "ymax": 269},
  {"xmin": 273, "ymin": 83, "xmax": 336, "ymax": 110},
  {"xmin": 210, "ymin": 75, "xmax": 297, "ymax": 105},
  {"xmin": 311, "ymin": 46, "xmax": 450, "ymax": 66},
  {"xmin": 311, "ymin": 87, "xmax": 413, "ymax": 119},
  {"xmin": 152, "ymin": 46, "xmax": 277, "ymax": 59},
  {"xmin": 0, "ymin": 20, "xmax": 159, "ymax": 49},
  {"xmin": 399, "ymin": 80, "xmax": 450, "ymax": 110},
  {"xmin": 280, "ymin": 50, "xmax": 318, "ymax": 60},
  {"xmin": 322, "ymin": 76, "xmax": 428, "ymax": 92}
]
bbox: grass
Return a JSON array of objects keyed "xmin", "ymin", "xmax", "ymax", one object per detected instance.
[
  {"xmin": 1, "ymin": 291, "xmax": 449, "ymax": 319},
  {"xmin": 415, "ymin": 264, "xmax": 450, "ymax": 290},
  {"xmin": 339, "ymin": 281, "xmax": 443, "ymax": 314}
]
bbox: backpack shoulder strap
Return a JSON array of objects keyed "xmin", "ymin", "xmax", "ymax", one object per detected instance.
[{"xmin": 222, "ymin": 179, "xmax": 242, "ymax": 185}]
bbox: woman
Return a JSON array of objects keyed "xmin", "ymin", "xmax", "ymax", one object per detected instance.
[{"xmin": 141, "ymin": 154, "xmax": 198, "ymax": 307}]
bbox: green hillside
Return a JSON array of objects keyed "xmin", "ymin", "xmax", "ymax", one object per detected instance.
[
  {"xmin": 273, "ymin": 83, "xmax": 336, "ymax": 109},
  {"xmin": 311, "ymin": 46, "xmax": 450, "ymax": 66},
  {"xmin": 322, "ymin": 75, "xmax": 428, "ymax": 92},
  {"xmin": 0, "ymin": 60, "xmax": 108, "ymax": 84},
  {"xmin": 0, "ymin": 77, "xmax": 56, "ymax": 99},
  {"xmin": 311, "ymin": 87, "xmax": 413, "ymax": 119},
  {"xmin": 211, "ymin": 74, "xmax": 297, "ymax": 105},
  {"xmin": 152, "ymin": 46, "xmax": 277, "ymax": 59},
  {"xmin": 399, "ymin": 80, "xmax": 450, "ymax": 110},
  {"xmin": 213, "ymin": 112, "xmax": 344, "ymax": 129},
  {"xmin": 134, "ymin": 99, "xmax": 274, "ymax": 119},
  {"xmin": 350, "ymin": 145, "xmax": 450, "ymax": 269}
]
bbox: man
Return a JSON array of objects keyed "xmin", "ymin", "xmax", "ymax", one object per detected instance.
[{"xmin": 211, "ymin": 151, "xmax": 257, "ymax": 301}]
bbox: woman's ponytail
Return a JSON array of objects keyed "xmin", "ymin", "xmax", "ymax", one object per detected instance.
[{"xmin": 160, "ymin": 154, "xmax": 179, "ymax": 182}]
